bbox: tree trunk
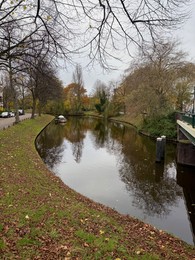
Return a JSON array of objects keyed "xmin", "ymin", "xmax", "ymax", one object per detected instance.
[
  {"xmin": 31, "ymin": 91, "xmax": 36, "ymax": 119},
  {"xmin": 14, "ymin": 96, "xmax": 20, "ymax": 123},
  {"xmin": 38, "ymin": 102, "xmax": 42, "ymax": 117},
  {"xmin": 8, "ymin": 53, "xmax": 20, "ymax": 124}
]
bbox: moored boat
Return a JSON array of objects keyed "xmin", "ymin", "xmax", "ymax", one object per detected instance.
[{"xmin": 55, "ymin": 115, "xmax": 67, "ymax": 124}]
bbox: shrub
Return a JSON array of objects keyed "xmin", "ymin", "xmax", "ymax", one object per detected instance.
[{"xmin": 140, "ymin": 112, "xmax": 177, "ymax": 139}]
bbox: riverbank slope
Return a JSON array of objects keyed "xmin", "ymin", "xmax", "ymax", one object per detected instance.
[{"xmin": 0, "ymin": 115, "xmax": 194, "ymax": 259}]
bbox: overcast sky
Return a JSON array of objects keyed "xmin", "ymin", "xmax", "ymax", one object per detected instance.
[{"xmin": 58, "ymin": 1, "xmax": 195, "ymax": 94}]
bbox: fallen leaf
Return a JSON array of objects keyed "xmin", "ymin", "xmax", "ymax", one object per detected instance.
[
  {"xmin": 99, "ymin": 230, "xmax": 105, "ymax": 235},
  {"xmin": 84, "ymin": 242, "xmax": 89, "ymax": 247}
]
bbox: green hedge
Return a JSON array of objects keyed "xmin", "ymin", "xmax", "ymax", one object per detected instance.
[{"xmin": 140, "ymin": 112, "xmax": 177, "ymax": 139}]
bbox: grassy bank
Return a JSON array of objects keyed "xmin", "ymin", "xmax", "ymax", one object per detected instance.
[
  {"xmin": 86, "ymin": 111, "xmax": 177, "ymax": 139},
  {"xmin": 0, "ymin": 115, "xmax": 194, "ymax": 259}
]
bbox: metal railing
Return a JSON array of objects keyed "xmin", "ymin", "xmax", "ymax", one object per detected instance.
[{"xmin": 177, "ymin": 112, "xmax": 195, "ymax": 128}]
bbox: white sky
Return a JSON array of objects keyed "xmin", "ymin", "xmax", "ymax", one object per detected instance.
[{"xmin": 58, "ymin": 1, "xmax": 195, "ymax": 94}]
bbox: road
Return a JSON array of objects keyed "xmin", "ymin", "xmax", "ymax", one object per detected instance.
[{"xmin": 0, "ymin": 113, "xmax": 32, "ymax": 130}]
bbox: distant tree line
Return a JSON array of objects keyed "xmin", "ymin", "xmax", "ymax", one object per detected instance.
[{"xmin": 55, "ymin": 40, "xmax": 195, "ymax": 138}]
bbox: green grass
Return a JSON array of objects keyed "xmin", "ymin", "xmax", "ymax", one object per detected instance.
[
  {"xmin": 0, "ymin": 239, "xmax": 6, "ymax": 250},
  {"xmin": 0, "ymin": 115, "xmax": 194, "ymax": 259}
]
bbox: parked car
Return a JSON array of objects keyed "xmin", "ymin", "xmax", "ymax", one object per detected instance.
[
  {"xmin": 18, "ymin": 109, "xmax": 24, "ymax": 115},
  {"xmin": 9, "ymin": 111, "xmax": 15, "ymax": 117},
  {"xmin": 0, "ymin": 111, "xmax": 10, "ymax": 118}
]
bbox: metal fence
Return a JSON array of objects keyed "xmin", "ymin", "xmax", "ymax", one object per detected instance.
[{"xmin": 177, "ymin": 112, "xmax": 195, "ymax": 128}]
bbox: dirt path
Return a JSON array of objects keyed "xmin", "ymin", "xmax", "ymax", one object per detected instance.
[{"xmin": 0, "ymin": 113, "xmax": 32, "ymax": 130}]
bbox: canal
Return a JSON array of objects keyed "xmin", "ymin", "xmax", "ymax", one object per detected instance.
[{"xmin": 36, "ymin": 116, "xmax": 195, "ymax": 245}]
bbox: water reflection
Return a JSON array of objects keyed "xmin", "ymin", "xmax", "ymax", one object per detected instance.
[
  {"xmin": 36, "ymin": 117, "xmax": 195, "ymax": 245},
  {"xmin": 36, "ymin": 123, "xmax": 65, "ymax": 168},
  {"xmin": 120, "ymin": 161, "xmax": 182, "ymax": 217},
  {"xmin": 177, "ymin": 165, "xmax": 195, "ymax": 244},
  {"xmin": 64, "ymin": 118, "xmax": 86, "ymax": 163}
]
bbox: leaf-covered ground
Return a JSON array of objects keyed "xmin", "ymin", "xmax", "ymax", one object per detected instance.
[{"xmin": 0, "ymin": 115, "xmax": 195, "ymax": 259}]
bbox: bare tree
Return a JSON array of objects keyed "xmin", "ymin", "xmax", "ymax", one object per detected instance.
[
  {"xmin": 72, "ymin": 64, "xmax": 86, "ymax": 112},
  {"xmin": 72, "ymin": 64, "xmax": 84, "ymax": 88},
  {"xmin": 14, "ymin": 73, "xmax": 30, "ymax": 113},
  {"xmin": 0, "ymin": 1, "xmax": 73, "ymax": 59},
  {"xmin": 172, "ymin": 63, "xmax": 195, "ymax": 111},
  {"xmin": 122, "ymin": 40, "xmax": 195, "ymax": 118},
  {"xmin": 25, "ymin": 56, "xmax": 63, "ymax": 118},
  {"xmin": 0, "ymin": 0, "xmax": 191, "ymax": 68},
  {"xmin": 111, "ymin": 79, "xmax": 127, "ymax": 115},
  {"xmin": 0, "ymin": 22, "xmax": 54, "ymax": 122},
  {"xmin": 0, "ymin": 23, "xmax": 22, "ymax": 122},
  {"xmin": 37, "ymin": 66, "xmax": 63, "ymax": 116}
]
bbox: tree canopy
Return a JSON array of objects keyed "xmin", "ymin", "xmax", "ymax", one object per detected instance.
[
  {"xmin": 120, "ymin": 41, "xmax": 195, "ymax": 118},
  {"xmin": 0, "ymin": 0, "xmax": 191, "ymax": 67}
]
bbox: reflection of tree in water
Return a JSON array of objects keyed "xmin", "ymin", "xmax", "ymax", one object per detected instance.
[
  {"xmin": 37, "ymin": 117, "xmax": 182, "ymax": 217},
  {"xmin": 44, "ymin": 145, "xmax": 65, "ymax": 170},
  {"xmin": 90, "ymin": 119, "xmax": 120, "ymax": 154},
  {"xmin": 120, "ymin": 158, "xmax": 182, "ymax": 217},
  {"xmin": 63, "ymin": 117, "xmax": 86, "ymax": 163},
  {"xmin": 177, "ymin": 165, "xmax": 195, "ymax": 244},
  {"xmin": 72, "ymin": 140, "xmax": 83, "ymax": 163},
  {"xmin": 91, "ymin": 119, "xmax": 109, "ymax": 149},
  {"xmin": 106, "ymin": 121, "xmax": 182, "ymax": 217},
  {"xmin": 88, "ymin": 119, "xmax": 183, "ymax": 217},
  {"xmin": 36, "ymin": 121, "xmax": 65, "ymax": 170}
]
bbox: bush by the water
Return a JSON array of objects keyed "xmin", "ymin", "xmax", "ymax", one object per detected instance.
[{"xmin": 140, "ymin": 113, "xmax": 177, "ymax": 139}]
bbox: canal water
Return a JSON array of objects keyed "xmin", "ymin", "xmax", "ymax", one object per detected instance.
[{"xmin": 36, "ymin": 117, "xmax": 195, "ymax": 245}]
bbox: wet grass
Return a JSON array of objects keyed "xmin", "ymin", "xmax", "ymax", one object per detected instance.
[{"xmin": 0, "ymin": 115, "xmax": 195, "ymax": 259}]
